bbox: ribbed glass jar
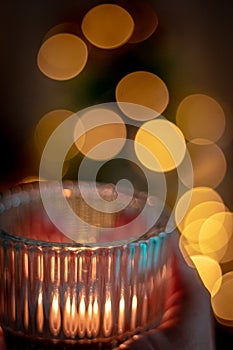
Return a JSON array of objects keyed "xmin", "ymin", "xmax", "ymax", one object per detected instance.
[{"xmin": 0, "ymin": 181, "xmax": 171, "ymax": 349}]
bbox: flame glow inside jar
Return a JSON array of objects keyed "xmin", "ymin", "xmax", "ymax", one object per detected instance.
[{"xmin": 0, "ymin": 181, "xmax": 172, "ymax": 349}]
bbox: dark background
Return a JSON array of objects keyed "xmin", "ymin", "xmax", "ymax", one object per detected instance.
[{"xmin": 0, "ymin": 0, "xmax": 233, "ymax": 348}]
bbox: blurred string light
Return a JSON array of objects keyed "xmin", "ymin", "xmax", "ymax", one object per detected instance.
[
  {"xmin": 134, "ymin": 119, "xmax": 186, "ymax": 172},
  {"xmin": 33, "ymin": 0, "xmax": 233, "ymax": 326},
  {"xmin": 211, "ymin": 272, "xmax": 233, "ymax": 326},
  {"xmin": 116, "ymin": 71, "xmax": 169, "ymax": 120},
  {"xmin": 81, "ymin": 4, "xmax": 134, "ymax": 49},
  {"xmin": 118, "ymin": 0, "xmax": 158, "ymax": 44},
  {"xmin": 184, "ymin": 140, "xmax": 227, "ymax": 188},
  {"xmin": 37, "ymin": 33, "xmax": 88, "ymax": 80},
  {"xmin": 176, "ymin": 94, "xmax": 226, "ymax": 143},
  {"xmin": 34, "ymin": 109, "xmax": 78, "ymax": 161},
  {"xmin": 73, "ymin": 107, "xmax": 127, "ymax": 161},
  {"xmin": 178, "ymin": 138, "xmax": 227, "ymax": 189},
  {"xmin": 190, "ymin": 255, "xmax": 222, "ymax": 294}
]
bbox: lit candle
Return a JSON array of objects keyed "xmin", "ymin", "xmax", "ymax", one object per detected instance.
[
  {"xmin": 36, "ymin": 289, "xmax": 44, "ymax": 333},
  {"xmin": 131, "ymin": 293, "xmax": 137, "ymax": 330},
  {"xmin": 63, "ymin": 290, "xmax": 78, "ymax": 338},
  {"xmin": 49, "ymin": 289, "xmax": 61, "ymax": 336},
  {"xmin": 78, "ymin": 291, "xmax": 86, "ymax": 338},
  {"xmin": 118, "ymin": 294, "xmax": 125, "ymax": 334},
  {"xmin": 103, "ymin": 293, "xmax": 112, "ymax": 337}
]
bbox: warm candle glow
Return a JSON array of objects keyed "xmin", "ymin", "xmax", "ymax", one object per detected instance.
[
  {"xmin": 131, "ymin": 294, "xmax": 137, "ymax": 330},
  {"xmin": 24, "ymin": 252, "xmax": 29, "ymax": 279},
  {"xmin": 38, "ymin": 254, "xmax": 44, "ymax": 281},
  {"xmin": 103, "ymin": 294, "xmax": 112, "ymax": 337},
  {"xmin": 50, "ymin": 256, "xmax": 55, "ymax": 283},
  {"xmin": 78, "ymin": 256, "xmax": 83, "ymax": 282},
  {"xmin": 93, "ymin": 296, "xmax": 100, "ymax": 337},
  {"xmin": 78, "ymin": 292, "xmax": 86, "ymax": 337},
  {"xmin": 49, "ymin": 290, "xmax": 61, "ymax": 336},
  {"xmin": 86, "ymin": 296, "xmax": 93, "ymax": 337},
  {"xmin": 118, "ymin": 294, "xmax": 125, "ymax": 334},
  {"xmin": 24, "ymin": 289, "xmax": 29, "ymax": 330},
  {"xmin": 63, "ymin": 291, "xmax": 78, "ymax": 338},
  {"xmin": 92, "ymin": 256, "xmax": 96, "ymax": 281},
  {"xmin": 64, "ymin": 256, "xmax": 69, "ymax": 283},
  {"xmin": 74, "ymin": 256, "xmax": 78, "ymax": 283},
  {"xmin": 37, "ymin": 289, "xmax": 44, "ymax": 333}
]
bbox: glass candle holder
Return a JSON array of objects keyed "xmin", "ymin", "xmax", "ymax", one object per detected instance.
[{"xmin": 0, "ymin": 181, "xmax": 172, "ymax": 349}]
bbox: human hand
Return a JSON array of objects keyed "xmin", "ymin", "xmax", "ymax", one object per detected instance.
[{"xmin": 116, "ymin": 233, "xmax": 216, "ymax": 350}]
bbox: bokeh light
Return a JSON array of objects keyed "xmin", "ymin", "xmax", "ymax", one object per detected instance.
[
  {"xmin": 182, "ymin": 141, "xmax": 227, "ymax": 188},
  {"xmin": 37, "ymin": 33, "xmax": 88, "ymax": 80},
  {"xmin": 200, "ymin": 212, "xmax": 233, "ymax": 263},
  {"xmin": 119, "ymin": 0, "xmax": 158, "ymax": 44},
  {"xmin": 190, "ymin": 255, "xmax": 222, "ymax": 294},
  {"xmin": 176, "ymin": 94, "xmax": 226, "ymax": 143},
  {"xmin": 211, "ymin": 272, "xmax": 233, "ymax": 326},
  {"xmin": 74, "ymin": 107, "xmax": 127, "ymax": 161},
  {"xmin": 81, "ymin": 4, "xmax": 134, "ymax": 49},
  {"xmin": 184, "ymin": 200, "xmax": 226, "ymax": 229},
  {"xmin": 134, "ymin": 119, "xmax": 186, "ymax": 172},
  {"xmin": 35, "ymin": 109, "xmax": 78, "ymax": 161},
  {"xmin": 175, "ymin": 186, "xmax": 223, "ymax": 232},
  {"xmin": 116, "ymin": 71, "xmax": 169, "ymax": 120}
]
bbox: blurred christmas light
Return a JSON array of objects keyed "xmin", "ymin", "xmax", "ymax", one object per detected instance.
[
  {"xmin": 73, "ymin": 107, "xmax": 126, "ymax": 161},
  {"xmin": 176, "ymin": 94, "xmax": 226, "ymax": 143},
  {"xmin": 37, "ymin": 33, "xmax": 88, "ymax": 80},
  {"xmin": 190, "ymin": 255, "xmax": 222, "ymax": 295},
  {"xmin": 175, "ymin": 187, "xmax": 223, "ymax": 232},
  {"xmin": 116, "ymin": 71, "xmax": 169, "ymax": 120},
  {"xmin": 134, "ymin": 119, "xmax": 186, "ymax": 172},
  {"xmin": 34, "ymin": 109, "xmax": 78, "ymax": 161},
  {"xmin": 81, "ymin": 4, "xmax": 134, "ymax": 49},
  {"xmin": 184, "ymin": 141, "xmax": 227, "ymax": 188}
]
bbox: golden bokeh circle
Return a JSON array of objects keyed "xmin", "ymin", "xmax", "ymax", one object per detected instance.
[
  {"xmin": 74, "ymin": 107, "xmax": 127, "ymax": 161},
  {"xmin": 37, "ymin": 33, "xmax": 88, "ymax": 80},
  {"xmin": 184, "ymin": 141, "xmax": 227, "ymax": 188},
  {"xmin": 116, "ymin": 71, "xmax": 169, "ymax": 120},
  {"xmin": 81, "ymin": 4, "xmax": 134, "ymax": 49},
  {"xmin": 176, "ymin": 94, "xmax": 226, "ymax": 143},
  {"xmin": 35, "ymin": 109, "xmax": 78, "ymax": 161},
  {"xmin": 134, "ymin": 119, "xmax": 186, "ymax": 172}
]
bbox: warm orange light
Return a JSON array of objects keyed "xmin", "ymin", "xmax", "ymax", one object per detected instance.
[
  {"xmin": 49, "ymin": 290, "xmax": 61, "ymax": 336},
  {"xmin": 175, "ymin": 187, "xmax": 223, "ymax": 232},
  {"xmin": 63, "ymin": 291, "xmax": 78, "ymax": 338},
  {"xmin": 118, "ymin": 294, "xmax": 125, "ymax": 334},
  {"xmin": 24, "ymin": 289, "xmax": 29, "ymax": 330},
  {"xmin": 135, "ymin": 119, "xmax": 186, "ymax": 172},
  {"xmin": 74, "ymin": 107, "xmax": 126, "ymax": 161},
  {"xmin": 211, "ymin": 272, "xmax": 233, "ymax": 325},
  {"xmin": 126, "ymin": 1, "xmax": 158, "ymax": 44},
  {"xmin": 176, "ymin": 94, "xmax": 226, "ymax": 143},
  {"xmin": 78, "ymin": 293, "xmax": 86, "ymax": 337},
  {"xmin": 37, "ymin": 289, "xmax": 44, "ymax": 333},
  {"xmin": 185, "ymin": 141, "xmax": 227, "ymax": 188},
  {"xmin": 116, "ymin": 71, "xmax": 169, "ymax": 120},
  {"xmin": 35, "ymin": 109, "xmax": 77, "ymax": 162},
  {"xmin": 131, "ymin": 294, "xmax": 137, "ymax": 330},
  {"xmin": 37, "ymin": 33, "xmax": 88, "ymax": 80},
  {"xmin": 190, "ymin": 255, "xmax": 222, "ymax": 294},
  {"xmin": 104, "ymin": 294, "xmax": 112, "ymax": 337},
  {"xmin": 81, "ymin": 4, "xmax": 134, "ymax": 49}
]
